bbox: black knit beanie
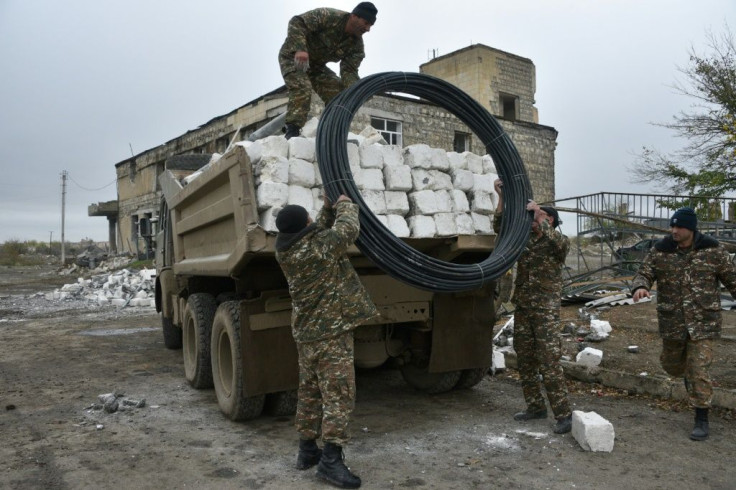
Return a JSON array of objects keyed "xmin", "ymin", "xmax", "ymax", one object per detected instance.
[
  {"xmin": 539, "ymin": 206, "xmax": 560, "ymax": 227},
  {"xmin": 670, "ymin": 207, "xmax": 697, "ymax": 231},
  {"xmin": 352, "ymin": 2, "xmax": 377, "ymax": 24},
  {"xmin": 276, "ymin": 205, "xmax": 309, "ymax": 233}
]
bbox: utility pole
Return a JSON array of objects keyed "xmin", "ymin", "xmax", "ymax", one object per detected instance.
[
  {"xmin": 49, "ymin": 231, "xmax": 52, "ymax": 248},
  {"xmin": 61, "ymin": 170, "xmax": 67, "ymax": 265}
]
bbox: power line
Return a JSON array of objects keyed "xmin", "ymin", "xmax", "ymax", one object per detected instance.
[{"xmin": 68, "ymin": 174, "xmax": 117, "ymax": 191}]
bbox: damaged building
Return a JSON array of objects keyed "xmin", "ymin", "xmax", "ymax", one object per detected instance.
[{"xmin": 92, "ymin": 44, "xmax": 558, "ymax": 256}]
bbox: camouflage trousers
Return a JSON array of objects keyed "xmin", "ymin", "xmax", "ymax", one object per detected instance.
[
  {"xmin": 295, "ymin": 331, "xmax": 356, "ymax": 446},
  {"xmin": 660, "ymin": 337, "xmax": 714, "ymax": 408},
  {"xmin": 280, "ymin": 62, "xmax": 345, "ymax": 128},
  {"xmin": 514, "ymin": 306, "xmax": 571, "ymax": 418}
]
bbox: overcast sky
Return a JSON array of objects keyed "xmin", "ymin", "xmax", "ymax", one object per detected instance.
[{"xmin": 1, "ymin": 0, "xmax": 734, "ymax": 243}]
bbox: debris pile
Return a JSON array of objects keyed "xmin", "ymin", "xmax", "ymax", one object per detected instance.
[
  {"xmin": 44, "ymin": 267, "xmax": 156, "ymax": 307},
  {"xmin": 87, "ymin": 392, "xmax": 147, "ymax": 414}
]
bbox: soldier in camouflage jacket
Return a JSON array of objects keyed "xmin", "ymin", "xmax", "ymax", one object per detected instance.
[
  {"xmin": 632, "ymin": 207, "xmax": 736, "ymax": 441},
  {"xmin": 275, "ymin": 195, "xmax": 379, "ymax": 488},
  {"xmin": 278, "ymin": 3, "xmax": 377, "ymax": 139},
  {"xmin": 493, "ymin": 179, "xmax": 573, "ymax": 434}
]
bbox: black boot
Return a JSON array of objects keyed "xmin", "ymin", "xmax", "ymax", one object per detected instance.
[
  {"xmin": 554, "ymin": 415, "xmax": 573, "ymax": 434},
  {"xmin": 513, "ymin": 408, "xmax": 548, "ymax": 421},
  {"xmin": 284, "ymin": 124, "xmax": 301, "ymax": 140},
  {"xmin": 690, "ymin": 408, "xmax": 709, "ymax": 441},
  {"xmin": 316, "ymin": 442, "xmax": 361, "ymax": 489},
  {"xmin": 296, "ymin": 439, "xmax": 322, "ymax": 470}
]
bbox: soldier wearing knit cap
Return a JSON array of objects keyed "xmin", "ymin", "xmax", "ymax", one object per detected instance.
[
  {"xmin": 278, "ymin": 3, "xmax": 378, "ymax": 140},
  {"xmin": 632, "ymin": 206, "xmax": 736, "ymax": 441}
]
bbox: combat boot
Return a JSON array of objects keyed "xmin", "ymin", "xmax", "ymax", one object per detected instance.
[
  {"xmin": 513, "ymin": 408, "xmax": 548, "ymax": 421},
  {"xmin": 690, "ymin": 408, "xmax": 709, "ymax": 441},
  {"xmin": 554, "ymin": 415, "xmax": 573, "ymax": 434},
  {"xmin": 284, "ymin": 124, "xmax": 301, "ymax": 140},
  {"xmin": 316, "ymin": 442, "xmax": 361, "ymax": 489},
  {"xmin": 296, "ymin": 438, "xmax": 322, "ymax": 470}
]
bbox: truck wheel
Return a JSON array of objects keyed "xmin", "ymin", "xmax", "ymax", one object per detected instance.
[
  {"xmin": 454, "ymin": 368, "xmax": 488, "ymax": 390},
  {"xmin": 264, "ymin": 390, "xmax": 298, "ymax": 417},
  {"xmin": 400, "ymin": 364, "xmax": 462, "ymax": 394},
  {"xmin": 182, "ymin": 293, "xmax": 217, "ymax": 389},
  {"xmin": 211, "ymin": 301, "xmax": 265, "ymax": 421},
  {"xmin": 161, "ymin": 315, "xmax": 182, "ymax": 349}
]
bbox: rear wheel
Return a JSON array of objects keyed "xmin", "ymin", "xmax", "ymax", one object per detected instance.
[
  {"xmin": 454, "ymin": 367, "xmax": 488, "ymax": 390},
  {"xmin": 161, "ymin": 315, "xmax": 182, "ymax": 349},
  {"xmin": 400, "ymin": 363, "xmax": 462, "ymax": 394},
  {"xmin": 182, "ymin": 293, "xmax": 217, "ymax": 389},
  {"xmin": 264, "ymin": 390, "xmax": 298, "ymax": 416},
  {"xmin": 211, "ymin": 301, "xmax": 265, "ymax": 421}
]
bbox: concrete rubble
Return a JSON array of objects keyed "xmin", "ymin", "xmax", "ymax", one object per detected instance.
[{"xmin": 572, "ymin": 410, "xmax": 615, "ymax": 452}]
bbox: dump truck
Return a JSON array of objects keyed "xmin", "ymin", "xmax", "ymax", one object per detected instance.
[{"xmin": 154, "ymin": 143, "xmax": 497, "ymax": 421}]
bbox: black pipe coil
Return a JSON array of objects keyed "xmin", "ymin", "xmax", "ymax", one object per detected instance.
[{"xmin": 316, "ymin": 71, "xmax": 532, "ymax": 292}]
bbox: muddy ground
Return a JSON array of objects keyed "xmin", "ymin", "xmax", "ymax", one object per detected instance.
[{"xmin": 1, "ymin": 264, "xmax": 735, "ymax": 489}]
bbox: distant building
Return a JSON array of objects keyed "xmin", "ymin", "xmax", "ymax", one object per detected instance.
[{"xmin": 94, "ymin": 44, "xmax": 558, "ymax": 256}]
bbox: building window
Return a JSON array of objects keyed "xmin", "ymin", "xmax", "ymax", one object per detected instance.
[
  {"xmin": 370, "ymin": 117, "xmax": 402, "ymax": 146},
  {"xmin": 499, "ymin": 93, "xmax": 518, "ymax": 121},
  {"xmin": 454, "ymin": 132, "xmax": 471, "ymax": 153}
]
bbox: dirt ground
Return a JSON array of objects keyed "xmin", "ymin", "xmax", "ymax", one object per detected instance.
[{"xmin": 1, "ymin": 264, "xmax": 736, "ymax": 490}]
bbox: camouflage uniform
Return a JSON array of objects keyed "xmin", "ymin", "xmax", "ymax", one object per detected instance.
[
  {"xmin": 275, "ymin": 201, "xmax": 379, "ymax": 445},
  {"xmin": 494, "ymin": 213, "xmax": 572, "ymax": 418},
  {"xmin": 631, "ymin": 232, "xmax": 736, "ymax": 408},
  {"xmin": 279, "ymin": 8, "xmax": 365, "ymax": 128}
]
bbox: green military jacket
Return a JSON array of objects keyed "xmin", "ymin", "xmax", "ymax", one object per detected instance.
[
  {"xmin": 494, "ymin": 212, "xmax": 569, "ymax": 308},
  {"xmin": 631, "ymin": 232, "xmax": 736, "ymax": 340},
  {"xmin": 278, "ymin": 8, "xmax": 364, "ymax": 85},
  {"xmin": 275, "ymin": 201, "xmax": 379, "ymax": 344}
]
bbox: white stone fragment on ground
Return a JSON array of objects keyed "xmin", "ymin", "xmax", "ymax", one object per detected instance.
[
  {"xmin": 260, "ymin": 135, "xmax": 289, "ymax": 158},
  {"xmin": 576, "ymin": 347, "xmax": 603, "ymax": 367},
  {"xmin": 572, "ymin": 411, "xmax": 615, "ymax": 452},
  {"xmin": 361, "ymin": 168, "xmax": 386, "ymax": 190},
  {"xmin": 287, "ymin": 137, "xmax": 315, "ymax": 162},
  {"xmin": 382, "ymin": 145, "xmax": 403, "ymax": 167},
  {"xmin": 465, "ymin": 152, "xmax": 484, "ymax": 174},
  {"xmin": 409, "ymin": 190, "xmax": 438, "ymax": 215},
  {"xmin": 359, "ymin": 143, "xmax": 385, "ymax": 169},
  {"xmin": 591, "ymin": 319, "xmax": 613, "ymax": 335},
  {"xmin": 362, "ymin": 190, "xmax": 387, "ymax": 214},
  {"xmin": 408, "ymin": 215, "xmax": 437, "ymax": 238},
  {"xmin": 256, "ymin": 157, "xmax": 290, "ymax": 184},
  {"xmin": 384, "ymin": 165, "xmax": 413, "ymax": 191},
  {"xmin": 256, "ymin": 182, "xmax": 289, "ymax": 211},
  {"xmin": 434, "ymin": 213, "xmax": 458, "ymax": 237},
  {"xmin": 386, "ymin": 215, "xmax": 410, "ymax": 237},
  {"xmin": 492, "ymin": 349, "xmax": 506, "ymax": 373},
  {"xmin": 287, "ymin": 185, "xmax": 313, "ymax": 211},
  {"xmin": 456, "ymin": 213, "xmax": 475, "ymax": 235},
  {"xmin": 385, "ymin": 191, "xmax": 410, "ymax": 216},
  {"xmin": 403, "ymin": 144, "xmax": 433, "ymax": 169},
  {"xmin": 471, "ymin": 212, "xmax": 492, "ymax": 234},
  {"xmin": 450, "ymin": 189, "xmax": 470, "ymax": 213},
  {"xmin": 288, "ymin": 159, "xmax": 316, "ymax": 187},
  {"xmin": 111, "ymin": 298, "xmax": 127, "ymax": 307}
]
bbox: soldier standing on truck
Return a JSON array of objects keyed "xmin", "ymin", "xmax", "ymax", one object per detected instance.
[
  {"xmin": 278, "ymin": 2, "xmax": 378, "ymax": 140},
  {"xmin": 631, "ymin": 207, "xmax": 736, "ymax": 441},
  {"xmin": 493, "ymin": 179, "xmax": 573, "ymax": 434},
  {"xmin": 275, "ymin": 195, "xmax": 380, "ymax": 489}
]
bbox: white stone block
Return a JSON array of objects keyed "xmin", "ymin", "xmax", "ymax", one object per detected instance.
[
  {"xmin": 97, "ymin": 294, "xmax": 109, "ymax": 305},
  {"xmin": 374, "ymin": 214, "xmax": 388, "ymax": 227},
  {"xmin": 135, "ymin": 290, "xmax": 148, "ymax": 299},
  {"xmin": 456, "ymin": 213, "xmax": 475, "ymax": 235},
  {"xmin": 259, "ymin": 207, "xmax": 280, "ymax": 232},
  {"xmin": 403, "ymin": 144, "xmax": 432, "ymax": 169},
  {"xmin": 408, "ymin": 215, "xmax": 437, "ymax": 238},
  {"xmin": 362, "ymin": 190, "xmax": 387, "ymax": 214},
  {"xmin": 347, "ymin": 142, "xmax": 360, "ymax": 169},
  {"xmin": 447, "ymin": 151, "xmax": 467, "ymax": 170},
  {"xmin": 450, "ymin": 189, "xmax": 470, "ymax": 213},
  {"xmin": 465, "ymin": 152, "xmax": 484, "ymax": 174},
  {"xmin": 409, "ymin": 190, "xmax": 438, "ymax": 215},
  {"xmin": 576, "ymin": 347, "xmax": 603, "ymax": 367},
  {"xmin": 347, "ymin": 132, "xmax": 364, "ymax": 146},
  {"xmin": 288, "ymin": 137, "xmax": 316, "ymax": 162},
  {"xmin": 129, "ymin": 298, "xmax": 142, "ymax": 307},
  {"xmin": 312, "ymin": 188, "xmax": 324, "ymax": 212},
  {"xmin": 301, "ymin": 117, "xmax": 320, "ymax": 138},
  {"xmin": 260, "ymin": 135, "xmax": 289, "ymax": 158},
  {"xmin": 428, "ymin": 148, "xmax": 451, "ymax": 171},
  {"xmin": 237, "ymin": 140, "xmax": 262, "ymax": 165},
  {"xmin": 434, "ymin": 190, "xmax": 452, "ymax": 213},
  {"xmin": 386, "ymin": 215, "xmax": 410, "ymax": 237},
  {"xmin": 572, "ymin": 411, "xmax": 615, "ymax": 452},
  {"xmin": 289, "ymin": 159, "xmax": 316, "ymax": 187},
  {"xmin": 591, "ymin": 319, "xmax": 613, "ymax": 335},
  {"xmin": 383, "ymin": 165, "xmax": 412, "ymax": 191},
  {"xmin": 359, "ymin": 143, "xmax": 384, "ymax": 169},
  {"xmin": 471, "ymin": 212, "xmax": 492, "ymax": 234},
  {"xmin": 492, "ymin": 349, "xmax": 506, "ymax": 372},
  {"xmin": 429, "ymin": 170, "xmax": 453, "ymax": 190},
  {"xmin": 411, "ymin": 169, "xmax": 434, "ymax": 191},
  {"xmin": 385, "ymin": 191, "xmax": 410, "ymax": 216},
  {"xmin": 382, "ymin": 145, "xmax": 404, "ymax": 167},
  {"xmin": 313, "ymin": 163, "xmax": 323, "ymax": 186},
  {"xmin": 256, "ymin": 182, "xmax": 289, "ymax": 211},
  {"xmin": 111, "ymin": 298, "xmax": 127, "ymax": 307},
  {"xmin": 451, "ymin": 168, "xmax": 475, "ymax": 192},
  {"xmin": 471, "ymin": 191, "xmax": 496, "ymax": 215},
  {"xmin": 482, "ymin": 154, "xmax": 497, "ymax": 174},
  {"xmin": 287, "ymin": 185, "xmax": 313, "ymax": 210},
  {"xmin": 256, "ymin": 156, "xmax": 289, "ymax": 184},
  {"xmin": 473, "ymin": 173, "xmax": 495, "ymax": 194},
  {"xmin": 434, "ymin": 213, "xmax": 458, "ymax": 237},
  {"xmin": 361, "ymin": 168, "xmax": 385, "ymax": 190},
  {"xmin": 359, "ymin": 125, "xmax": 386, "ymax": 145}
]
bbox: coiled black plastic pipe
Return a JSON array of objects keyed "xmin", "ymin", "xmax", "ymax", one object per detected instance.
[{"xmin": 316, "ymin": 71, "xmax": 532, "ymax": 292}]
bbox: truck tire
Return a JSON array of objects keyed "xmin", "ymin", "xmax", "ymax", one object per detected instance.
[
  {"xmin": 400, "ymin": 364, "xmax": 462, "ymax": 394},
  {"xmin": 165, "ymin": 153, "xmax": 213, "ymax": 171},
  {"xmin": 211, "ymin": 301, "xmax": 265, "ymax": 421},
  {"xmin": 182, "ymin": 293, "xmax": 217, "ymax": 389},
  {"xmin": 454, "ymin": 368, "xmax": 488, "ymax": 390},
  {"xmin": 161, "ymin": 315, "xmax": 182, "ymax": 349},
  {"xmin": 264, "ymin": 390, "xmax": 298, "ymax": 417}
]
